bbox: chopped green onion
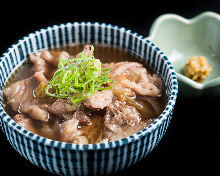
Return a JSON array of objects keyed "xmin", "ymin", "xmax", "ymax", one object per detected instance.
[{"xmin": 45, "ymin": 45, "xmax": 115, "ymax": 109}]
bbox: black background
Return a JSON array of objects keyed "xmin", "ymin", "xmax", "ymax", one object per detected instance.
[{"xmin": 0, "ymin": 0, "xmax": 220, "ymax": 175}]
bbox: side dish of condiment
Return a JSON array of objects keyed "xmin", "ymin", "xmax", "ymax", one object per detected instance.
[
  {"xmin": 148, "ymin": 12, "xmax": 220, "ymax": 97},
  {"xmin": 183, "ymin": 56, "xmax": 212, "ymax": 82}
]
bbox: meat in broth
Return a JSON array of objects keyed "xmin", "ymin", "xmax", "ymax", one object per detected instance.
[{"xmin": 3, "ymin": 45, "xmax": 166, "ymax": 144}]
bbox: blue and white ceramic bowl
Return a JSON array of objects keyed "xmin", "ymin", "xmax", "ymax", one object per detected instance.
[{"xmin": 0, "ymin": 22, "xmax": 178, "ymax": 175}]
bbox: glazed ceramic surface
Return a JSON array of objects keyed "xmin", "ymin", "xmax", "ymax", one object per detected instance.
[
  {"xmin": 0, "ymin": 22, "xmax": 177, "ymax": 175},
  {"xmin": 148, "ymin": 11, "xmax": 220, "ymax": 98}
]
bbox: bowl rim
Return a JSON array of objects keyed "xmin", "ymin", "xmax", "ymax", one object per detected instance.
[
  {"xmin": 147, "ymin": 11, "xmax": 220, "ymax": 90},
  {"xmin": 0, "ymin": 22, "xmax": 178, "ymax": 150}
]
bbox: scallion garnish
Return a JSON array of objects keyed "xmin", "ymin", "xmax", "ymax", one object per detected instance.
[{"xmin": 45, "ymin": 45, "xmax": 115, "ymax": 109}]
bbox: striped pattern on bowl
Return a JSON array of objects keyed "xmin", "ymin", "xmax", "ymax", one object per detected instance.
[{"xmin": 0, "ymin": 22, "xmax": 178, "ymax": 176}]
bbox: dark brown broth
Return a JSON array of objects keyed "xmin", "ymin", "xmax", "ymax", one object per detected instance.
[{"xmin": 4, "ymin": 45, "xmax": 167, "ymax": 143}]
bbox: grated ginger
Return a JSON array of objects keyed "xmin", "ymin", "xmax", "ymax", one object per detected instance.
[{"xmin": 183, "ymin": 56, "xmax": 212, "ymax": 82}]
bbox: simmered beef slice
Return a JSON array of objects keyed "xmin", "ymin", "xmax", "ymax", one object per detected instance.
[
  {"xmin": 59, "ymin": 116, "xmax": 88, "ymax": 144},
  {"xmin": 30, "ymin": 50, "xmax": 54, "ymax": 64},
  {"xmin": 14, "ymin": 114, "xmax": 38, "ymax": 133},
  {"xmin": 73, "ymin": 103, "xmax": 91, "ymax": 124},
  {"xmin": 48, "ymin": 100, "xmax": 91, "ymax": 124},
  {"xmin": 104, "ymin": 62, "xmax": 163, "ymax": 97},
  {"xmin": 40, "ymin": 50, "xmax": 54, "ymax": 63},
  {"xmin": 118, "ymin": 67, "xmax": 163, "ymax": 97},
  {"xmin": 103, "ymin": 100, "xmax": 145, "ymax": 141},
  {"xmin": 105, "ymin": 121, "xmax": 148, "ymax": 142},
  {"xmin": 4, "ymin": 72, "xmax": 47, "ymax": 111},
  {"xmin": 104, "ymin": 100, "xmax": 141, "ymax": 127},
  {"xmin": 53, "ymin": 45, "xmax": 91, "ymax": 67},
  {"xmin": 3, "ymin": 72, "xmax": 50, "ymax": 122},
  {"xmin": 29, "ymin": 50, "xmax": 70, "ymax": 77},
  {"xmin": 76, "ymin": 45, "xmax": 91, "ymax": 58},
  {"xmin": 72, "ymin": 136, "xmax": 88, "ymax": 144},
  {"xmin": 22, "ymin": 105, "xmax": 49, "ymax": 122},
  {"xmin": 53, "ymin": 51, "xmax": 70, "ymax": 66},
  {"xmin": 103, "ymin": 61, "xmax": 142, "ymax": 78},
  {"xmin": 83, "ymin": 89, "xmax": 113, "ymax": 110},
  {"xmin": 47, "ymin": 98, "xmax": 75, "ymax": 115},
  {"xmin": 29, "ymin": 53, "xmax": 49, "ymax": 76}
]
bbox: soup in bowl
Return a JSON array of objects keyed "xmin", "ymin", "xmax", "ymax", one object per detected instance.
[{"xmin": 0, "ymin": 22, "xmax": 178, "ymax": 175}]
